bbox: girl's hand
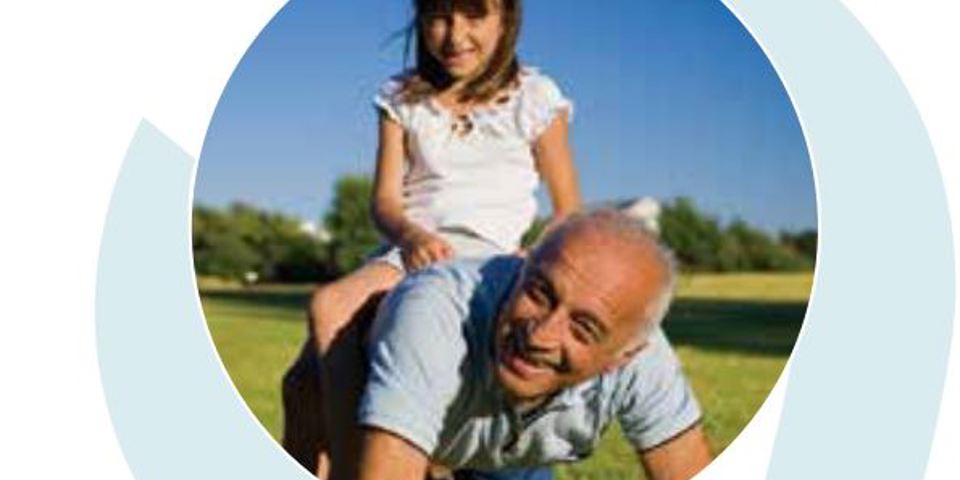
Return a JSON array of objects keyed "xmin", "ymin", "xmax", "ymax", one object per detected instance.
[{"xmin": 399, "ymin": 229, "xmax": 454, "ymax": 271}]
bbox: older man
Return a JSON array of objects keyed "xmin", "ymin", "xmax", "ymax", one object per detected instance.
[{"xmin": 348, "ymin": 209, "xmax": 711, "ymax": 480}]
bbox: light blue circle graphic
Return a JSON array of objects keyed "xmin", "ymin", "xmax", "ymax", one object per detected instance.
[
  {"xmin": 96, "ymin": 121, "xmax": 311, "ymax": 479},
  {"xmin": 95, "ymin": 1, "xmax": 954, "ymax": 479},
  {"xmin": 720, "ymin": 0, "xmax": 954, "ymax": 478}
]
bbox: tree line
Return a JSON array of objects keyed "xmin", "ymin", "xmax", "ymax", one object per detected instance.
[
  {"xmin": 659, "ymin": 197, "xmax": 815, "ymax": 272},
  {"xmin": 193, "ymin": 175, "xmax": 816, "ymax": 283}
]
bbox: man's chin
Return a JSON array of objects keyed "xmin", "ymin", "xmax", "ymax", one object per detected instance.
[{"xmin": 495, "ymin": 364, "xmax": 549, "ymax": 403}]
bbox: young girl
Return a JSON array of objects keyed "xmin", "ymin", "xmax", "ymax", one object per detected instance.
[{"xmin": 283, "ymin": 1, "xmax": 579, "ymax": 478}]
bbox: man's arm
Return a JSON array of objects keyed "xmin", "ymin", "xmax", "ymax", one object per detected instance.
[
  {"xmin": 357, "ymin": 427, "xmax": 430, "ymax": 480},
  {"xmin": 638, "ymin": 424, "xmax": 712, "ymax": 480}
]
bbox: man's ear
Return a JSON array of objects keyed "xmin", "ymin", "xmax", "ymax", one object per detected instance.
[{"xmin": 605, "ymin": 341, "xmax": 646, "ymax": 373}]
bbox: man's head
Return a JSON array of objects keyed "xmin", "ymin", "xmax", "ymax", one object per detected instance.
[{"xmin": 494, "ymin": 209, "xmax": 676, "ymax": 404}]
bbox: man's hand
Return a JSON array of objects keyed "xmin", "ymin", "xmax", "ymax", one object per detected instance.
[
  {"xmin": 639, "ymin": 424, "xmax": 712, "ymax": 480},
  {"xmin": 357, "ymin": 427, "xmax": 430, "ymax": 480}
]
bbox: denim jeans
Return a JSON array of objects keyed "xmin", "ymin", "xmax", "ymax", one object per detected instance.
[{"xmin": 453, "ymin": 467, "xmax": 554, "ymax": 480}]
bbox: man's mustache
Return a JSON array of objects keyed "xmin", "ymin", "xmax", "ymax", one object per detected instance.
[{"xmin": 505, "ymin": 319, "xmax": 570, "ymax": 373}]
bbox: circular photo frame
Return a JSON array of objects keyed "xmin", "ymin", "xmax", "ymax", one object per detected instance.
[{"xmin": 95, "ymin": 1, "xmax": 953, "ymax": 478}]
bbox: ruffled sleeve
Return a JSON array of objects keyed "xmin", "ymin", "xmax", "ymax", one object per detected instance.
[
  {"xmin": 517, "ymin": 70, "xmax": 574, "ymax": 142},
  {"xmin": 373, "ymin": 75, "xmax": 409, "ymax": 128}
]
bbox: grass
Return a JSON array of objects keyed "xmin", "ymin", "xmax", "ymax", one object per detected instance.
[{"xmin": 201, "ymin": 272, "xmax": 810, "ymax": 479}]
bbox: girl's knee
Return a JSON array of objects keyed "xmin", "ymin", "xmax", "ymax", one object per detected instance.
[
  {"xmin": 309, "ymin": 285, "xmax": 333, "ymax": 323},
  {"xmin": 309, "ymin": 266, "xmax": 400, "ymax": 350},
  {"xmin": 310, "ymin": 285, "xmax": 346, "ymax": 345}
]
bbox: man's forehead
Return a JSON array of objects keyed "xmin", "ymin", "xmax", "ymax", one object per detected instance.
[
  {"xmin": 536, "ymin": 225, "xmax": 657, "ymax": 273},
  {"xmin": 531, "ymin": 229, "xmax": 669, "ymax": 310},
  {"xmin": 529, "ymin": 229, "xmax": 660, "ymax": 322}
]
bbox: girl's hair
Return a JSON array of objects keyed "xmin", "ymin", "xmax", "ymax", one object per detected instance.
[{"xmin": 401, "ymin": 0, "xmax": 522, "ymax": 103}]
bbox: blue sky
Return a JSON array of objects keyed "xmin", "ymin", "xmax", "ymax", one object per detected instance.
[{"xmin": 196, "ymin": 0, "xmax": 816, "ymax": 233}]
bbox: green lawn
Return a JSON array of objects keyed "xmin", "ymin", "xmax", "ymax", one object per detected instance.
[{"xmin": 201, "ymin": 272, "xmax": 810, "ymax": 479}]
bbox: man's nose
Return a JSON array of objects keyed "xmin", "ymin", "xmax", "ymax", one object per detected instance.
[{"xmin": 527, "ymin": 309, "xmax": 566, "ymax": 349}]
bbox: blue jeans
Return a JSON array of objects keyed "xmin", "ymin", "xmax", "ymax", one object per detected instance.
[{"xmin": 454, "ymin": 468, "xmax": 554, "ymax": 480}]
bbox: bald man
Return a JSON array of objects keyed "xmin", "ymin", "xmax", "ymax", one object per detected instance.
[{"xmin": 341, "ymin": 209, "xmax": 711, "ymax": 480}]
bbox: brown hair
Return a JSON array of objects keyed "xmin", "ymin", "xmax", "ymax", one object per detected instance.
[{"xmin": 401, "ymin": 0, "xmax": 522, "ymax": 104}]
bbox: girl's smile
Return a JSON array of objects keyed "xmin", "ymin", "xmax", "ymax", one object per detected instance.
[{"xmin": 423, "ymin": 6, "xmax": 504, "ymax": 82}]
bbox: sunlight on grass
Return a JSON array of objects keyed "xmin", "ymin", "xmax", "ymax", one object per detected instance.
[
  {"xmin": 676, "ymin": 272, "xmax": 813, "ymax": 302},
  {"xmin": 204, "ymin": 297, "xmax": 307, "ymax": 438}
]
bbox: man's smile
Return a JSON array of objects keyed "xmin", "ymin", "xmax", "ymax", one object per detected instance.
[{"xmin": 499, "ymin": 322, "xmax": 566, "ymax": 380}]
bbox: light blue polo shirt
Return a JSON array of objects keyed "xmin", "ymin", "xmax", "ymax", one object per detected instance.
[{"xmin": 358, "ymin": 256, "xmax": 702, "ymax": 470}]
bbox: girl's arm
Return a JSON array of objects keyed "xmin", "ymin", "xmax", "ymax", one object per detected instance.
[
  {"xmin": 371, "ymin": 113, "xmax": 453, "ymax": 268},
  {"xmin": 534, "ymin": 111, "xmax": 582, "ymax": 223},
  {"xmin": 371, "ymin": 112, "xmax": 417, "ymax": 243}
]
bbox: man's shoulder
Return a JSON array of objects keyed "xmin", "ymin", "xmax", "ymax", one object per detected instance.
[
  {"xmin": 373, "ymin": 255, "xmax": 523, "ymax": 339},
  {"xmin": 610, "ymin": 329, "xmax": 683, "ymax": 395},
  {"xmin": 609, "ymin": 329, "xmax": 703, "ymax": 452},
  {"xmin": 397, "ymin": 255, "xmax": 524, "ymax": 304},
  {"xmin": 622, "ymin": 328, "xmax": 676, "ymax": 368},
  {"xmin": 361, "ymin": 256, "xmax": 524, "ymax": 457}
]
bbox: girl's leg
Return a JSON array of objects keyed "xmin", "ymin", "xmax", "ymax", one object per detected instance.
[
  {"xmin": 280, "ymin": 261, "xmax": 401, "ymax": 478},
  {"xmin": 312, "ymin": 262, "xmax": 403, "ymax": 480}
]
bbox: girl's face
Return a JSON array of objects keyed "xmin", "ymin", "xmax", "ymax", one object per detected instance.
[{"xmin": 421, "ymin": 3, "xmax": 504, "ymax": 83}]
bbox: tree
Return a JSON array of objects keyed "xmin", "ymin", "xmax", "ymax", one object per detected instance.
[
  {"xmin": 780, "ymin": 229, "xmax": 818, "ymax": 263},
  {"xmin": 192, "ymin": 203, "xmax": 333, "ymax": 283},
  {"xmin": 658, "ymin": 197, "xmax": 814, "ymax": 272},
  {"xmin": 659, "ymin": 197, "xmax": 724, "ymax": 271},
  {"xmin": 724, "ymin": 220, "xmax": 809, "ymax": 271},
  {"xmin": 324, "ymin": 175, "xmax": 381, "ymax": 274},
  {"xmin": 192, "ymin": 205, "xmax": 261, "ymax": 280}
]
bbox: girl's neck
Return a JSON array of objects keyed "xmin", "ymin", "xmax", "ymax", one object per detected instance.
[
  {"xmin": 434, "ymin": 82, "xmax": 475, "ymax": 113},
  {"xmin": 439, "ymin": 78, "xmax": 470, "ymax": 100},
  {"xmin": 433, "ymin": 73, "xmax": 518, "ymax": 113}
]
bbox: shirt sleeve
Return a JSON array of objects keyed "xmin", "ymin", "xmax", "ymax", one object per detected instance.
[
  {"xmin": 357, "ymin": 267, "xmax": 469, "ymax": 455},
  {"xmin": 373, "ymin": 76, "xmax": 408, "ymax": 127},
  {"xmin": 518, "ymin": 70, "xmax": 574, "ymax": 142},
  {"xmin": 615, "ymin": 329, "xmax": 703, "ymax": 451}
]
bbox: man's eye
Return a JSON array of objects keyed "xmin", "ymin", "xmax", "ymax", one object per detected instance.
[
  {"xmin": 572, "ymin": 318, "xmax": 598, "ymax": 344},
  {"xmin": 571, "ymin": 327, "xmax": 591, "ymax": 345},
  {"xmin": 524, "ymin": 280, "xmax": 552, "ymax": 305},
  {"xmin": 526, "ymin": 285, "xmax": 547, "ymax": 304}
]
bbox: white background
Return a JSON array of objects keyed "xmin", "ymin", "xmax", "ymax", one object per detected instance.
[{"xmin": 0, "ymin": 1, "xmax": 956, "ymax": 477}]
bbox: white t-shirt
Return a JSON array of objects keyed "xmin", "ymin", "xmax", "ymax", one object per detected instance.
[{"xmin": 374, "ymin": 67, "xmax": 573, "ymax": 251}]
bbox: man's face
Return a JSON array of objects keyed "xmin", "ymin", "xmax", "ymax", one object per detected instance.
[{"xmin": 493, "ymin": 229, "xmax": 665, "ymax": 404}]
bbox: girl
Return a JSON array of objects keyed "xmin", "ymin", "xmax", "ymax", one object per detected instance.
[{"xmin": 283, "ymin": 1, "xmax": 579, "ymax": 478}]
